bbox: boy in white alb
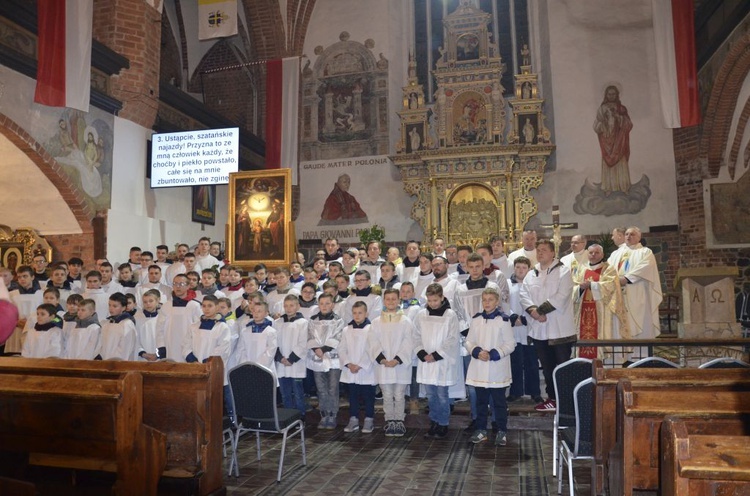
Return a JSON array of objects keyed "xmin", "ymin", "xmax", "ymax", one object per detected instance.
[
  {"xmin": 21, "ymin": 303, "xmax": 63, "ymax": 358},
  {"xmin": 82, "ymin": 271, "xmax": 111, "ymax": 322},
  {"xmin": 232, "ymin": 300, "xmax": 277, "ymax": 370},
  {"xmin": 307, "ymin": 292, "xmax": 345, "ymax": 429},
  {"xmin": 157, "ymin": 274, "xmax": 202, "ymax": 362},
  {"xmin": 340, "ymin": 301, "xmax": 377, "ymax": 434},
  {"xmin": 265, "ymin": 268, "xmax": 300, "ymax": 318},
  {"xmin": 135, "ymin": 289, "xmax": 162, "ymax": 361},
  {"xmin": 506, "ymin": 257, "xmax": 542, "ymax": 403},
  {"xmin": 182, "ymin": 294, "xmax": 233, "ymax": 417},
  {"xmin": 466, "ymin": 288, "xmax": 515, "ymax": 446},
  {"xmin": 98, "ymin": 292, "xmax": 137, "ymax": 361},
  {"xmin": 64, "ymin": 298, "xmax": 102, "ymax": 359},
  {"xmin": 274, "ymin": 295, "xmax": 309, "ymax": 419},
  {"xmin": 369, "ymin": 289, "xmax": 414, "ymax": 437},
  {"xmin": 6, "ymin": 265, "xmax": 43, "ymax": 354},
  {"xmin": 414, "ymin": 283, "xmax": 459, "ymax": 439},
  {"xmin": 453, "ymin": 253, "xmax": 503, "ymax": 432}
]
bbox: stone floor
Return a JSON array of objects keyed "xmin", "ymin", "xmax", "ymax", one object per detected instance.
[{"xmin": 224, "ymin": 398, "xmax": 595, "ymax": 496}]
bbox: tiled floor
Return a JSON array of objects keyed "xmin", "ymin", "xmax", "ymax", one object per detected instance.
[{"xmin": 224, "ymin": 401, "xmax": 594, "ymax": 496}]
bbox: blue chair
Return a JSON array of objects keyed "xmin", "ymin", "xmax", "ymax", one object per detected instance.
[
  {"xmin": 558, "ymin": 378, "xmax": 594, "ymax": 496},
  {"xmin": 699, "ymin": 357, "xmax": 750, "ymax": 369},
  {"xmin": 228, "ymin": 362, "xmax": 306, "ymax": 481},
  {"xmin": 626, "ymin": 356, "xmax": 679, "ymax": 368},
  {"xmin": 552, "ymin": 358, "xmax": 592, "ymax": 477}
]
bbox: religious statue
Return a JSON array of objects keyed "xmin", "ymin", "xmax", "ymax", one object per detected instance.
[
  {"xmin": 522, "ymin": 118, "xmax": 535, "ymax": 144},
  {"xmin": 409, "ymin": 126, "xmax": 422, "ymax": 151},
  {"xmin": 522, "ymin": 83, "xmax": 531, "ymax": 99},
  {"xmin": 520, "ymin": 43, "xmax": 531, "ymax": 67},
  {"xmin": 409, "ymin": 92, "xmax": 418, "ymax": 109},
  {"xmin": 593, "ymin": 85, "xmax": 633, "ymax": 193}
]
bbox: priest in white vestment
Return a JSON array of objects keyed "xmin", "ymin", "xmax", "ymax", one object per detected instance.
[{"xmin": 607, "ymin": 227, "xmax": 662, "ymax": 361}]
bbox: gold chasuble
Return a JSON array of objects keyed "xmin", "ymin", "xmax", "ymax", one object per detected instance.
[{"xmin": 572, "ymin": 262, "xmax": 629, "ymax": 359}]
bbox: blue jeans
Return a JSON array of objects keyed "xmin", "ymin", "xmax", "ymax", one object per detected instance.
[
  {"xmin": 424, "ymin": 384, "xmax": 450, "ymax": 426},
  {"xmin": 509, "ymin": 343, "xmax": 541, "ymax": 398},
  {"xmin": 313, "ymin": 369, "xmax": 341, "ymax": 416},
  {"xmin": 348, "ymin": 383, "xmax": 376, "ymax": 418},
  {"xmin": 279, "ymin": 377, "xmax": 306, "ymax": 417},
  {"xmin": 475, "ymin": 386, "xmax": 508, "ymax": 432}
]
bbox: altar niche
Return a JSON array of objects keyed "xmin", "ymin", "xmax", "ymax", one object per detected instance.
[{"xmin": 447, "ymin": 184, "xmax": 501, "ymax": 247}]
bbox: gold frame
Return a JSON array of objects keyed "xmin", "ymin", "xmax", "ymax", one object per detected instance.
[
  {"xmin": 0, "ymin": 226, "xmax": 53, "ymax": 267},
  {"xmin": 227, "ymin": 169, "xmax": 294, "ymax": 271}
]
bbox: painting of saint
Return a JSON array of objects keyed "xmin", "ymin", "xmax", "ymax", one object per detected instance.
[
  {"xmin": 594, "ymin": 85, "xmax": 633, "ymax": 194},
  {"xmin": 457, "ymin": 34, "xmax": 480, "ymax": 61},
  {"xmin": 319, "ymin": 173, "xmax": 368, "ymax": 225},
  {"xmin": 228, "ymin": 170, "xmax": 291, "ymax": 266}
]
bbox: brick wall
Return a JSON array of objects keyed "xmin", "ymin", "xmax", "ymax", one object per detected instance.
[
  {"xmin": 93, "ymin": 0, "xmax": 161, "ymax": 129},
  {"xmin": 672, "ymin": 31, "xmax": 750, "ymax": 294},
  {"xmin": 45, "ymin": 233, "xmax": 95, "ymax": 267}
]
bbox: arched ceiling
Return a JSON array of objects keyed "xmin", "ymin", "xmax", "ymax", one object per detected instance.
[{"xmin": 0, "ymin": 133, "xmax": 81, "ymax": 235}]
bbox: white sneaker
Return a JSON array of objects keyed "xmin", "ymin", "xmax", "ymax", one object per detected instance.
[
  {"xmin": 362, "ymin": 417, "xmax": 374, "ymax": 433},
  {"xmin": 344, "ymin": 416, "xmax": 360, "ymax": 433}
]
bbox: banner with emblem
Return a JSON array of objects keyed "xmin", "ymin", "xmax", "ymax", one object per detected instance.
[{"xmin": 198, "ymin": 0, "xmax": 238, "ymax": 40}]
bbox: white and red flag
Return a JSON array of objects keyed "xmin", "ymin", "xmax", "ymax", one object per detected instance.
[
  {"xmin": 265, "ymin": 57, "xmax": 300, "ymax": 183},
  {"xmin": 652, "ymin": 0, "xmax": 701, "ymax": 128},
  {"xmin": 34, "ymin": 0, "xmax": 93, "ymax": 112}
]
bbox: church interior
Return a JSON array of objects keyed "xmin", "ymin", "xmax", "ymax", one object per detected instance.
[{"xmin": 1, "ymin": 0, "xmax": 750, "ymax": 494}]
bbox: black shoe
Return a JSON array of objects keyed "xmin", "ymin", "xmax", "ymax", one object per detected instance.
[
  {"xmin": 424, "ymin": 421, "xmax": 438, "ymax": 438},
  {"xmin": 506, "ymin": 395, "xmax": 521, "ymax": 403},
  {"xmin": 532, "ymin": 396, "xmax": 544, "ymax": 404},
  {"xmin": 463, "ymin": 420, "xmax": 476, "ymax": 434},
  {"xmin": 435, "ymin": 425, "xmax": 449, "ymax": 439}
]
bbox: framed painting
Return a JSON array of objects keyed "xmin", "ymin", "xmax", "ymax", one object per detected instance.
[
  {"xmin": 0, "ymin": 243, "xmax": 24, "ymax": 272},
  {"xmin": 227, "ymin": 169, "xmax": 294, "ymax": 270},
  {"xmin": 192, "ymin": 184, "xmax": 216, "ymax": 225}
]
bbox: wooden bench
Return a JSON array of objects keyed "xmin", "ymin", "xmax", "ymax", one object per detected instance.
[
  {"xmin": 0, "ymin": 371, "xmax": 166, "ymax": 496},
  {"xmin": 608, "ymin": 379, "xmax": 750, "ymax": 496},
  {"xmin": 662, "ymin": 416, "xmax": 750, "ymax": 496},
  {"xmin": 591, "ymin": 360, "xmax": 750, "ymax": 495},
  {"xmin": 0, "ymin": 357, "xmax": 225, "ymax": 496}
]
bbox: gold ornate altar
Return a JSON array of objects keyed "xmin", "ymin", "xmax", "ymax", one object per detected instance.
[
  {"xmin": 0, "ymin": 225, "xmax": 52, "ymax": 270},
  {"xmin": 390, "ymin": 0, "xmax": 554, "ymax": 247}
]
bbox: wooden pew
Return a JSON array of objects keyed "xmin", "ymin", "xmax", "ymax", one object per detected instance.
[
  {"xmin": 662, "ymin": 416, "xmax": 750, "ymax": 496},
  {"xmin": 591, "ymin": 360, "xmax": 750, "ymax": 495},
  {"xmin": 0, "ymin": 357, "xmax": 225, "ymax": 496},
  {"xmin": 608, "ymin": 379, "xmax": 750, "ymax": 496},
  {"xmin": 0, "ymin": 371, "xmax": 166, "ymax": 496}
]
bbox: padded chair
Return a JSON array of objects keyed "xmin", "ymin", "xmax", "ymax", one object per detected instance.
[
  {"xmin": 699, "ymin": 357, "xmax": 750, "ymax": 369},
  {"xmin": 228, "ymin": 362, "xmax": 306, "ymax": 481},
  {"xmin": 552, "ymin": 358, "xmax": 593, "ymax": 477},
  {"xmin": 223, "ymin": 416, "xmax": 236, "ymax": 475},
  {"xmin": 558, "ymin": 378, "xmax": 595, "ymax": 496},
  {"xmin": 626, "ymin": 356, "xmax": 680, "ymax": 368}
]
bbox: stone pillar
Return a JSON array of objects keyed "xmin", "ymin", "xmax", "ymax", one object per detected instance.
[
  {"xmin": 92, "ymin": 0, "xmax": 161, "ymax": 129},
  {"xmin": 676, "ymin": 267, "xmax": 744, "ymax": 366}
]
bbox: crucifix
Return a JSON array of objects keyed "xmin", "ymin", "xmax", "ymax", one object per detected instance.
[{"xmin": 538, "ymin": 205, "xmax": 578, "ymax": 257}]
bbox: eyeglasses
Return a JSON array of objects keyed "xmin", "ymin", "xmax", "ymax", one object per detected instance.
[{"xmin": 173, "ymin": 282, "xmax": 188, "ymax": 287}]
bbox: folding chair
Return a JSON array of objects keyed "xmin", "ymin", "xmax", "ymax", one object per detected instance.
[
  {"xmin": 626, "ymin": 356, "xmax": 679, "ymax": 368},
  {"xmin": 699, "ymin": 357, "xmax": 750, "ymax": 369},
  {"xmin": 558, "ymin": 378, "xmax": 594, "ymax": 496},
  {"xmin": 552, "ymin": 358, "xmax": 592, "ymax": 477},
  {"xmin": 228, "ymin": 362, "xmax": 306, "ymax": 481}
]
